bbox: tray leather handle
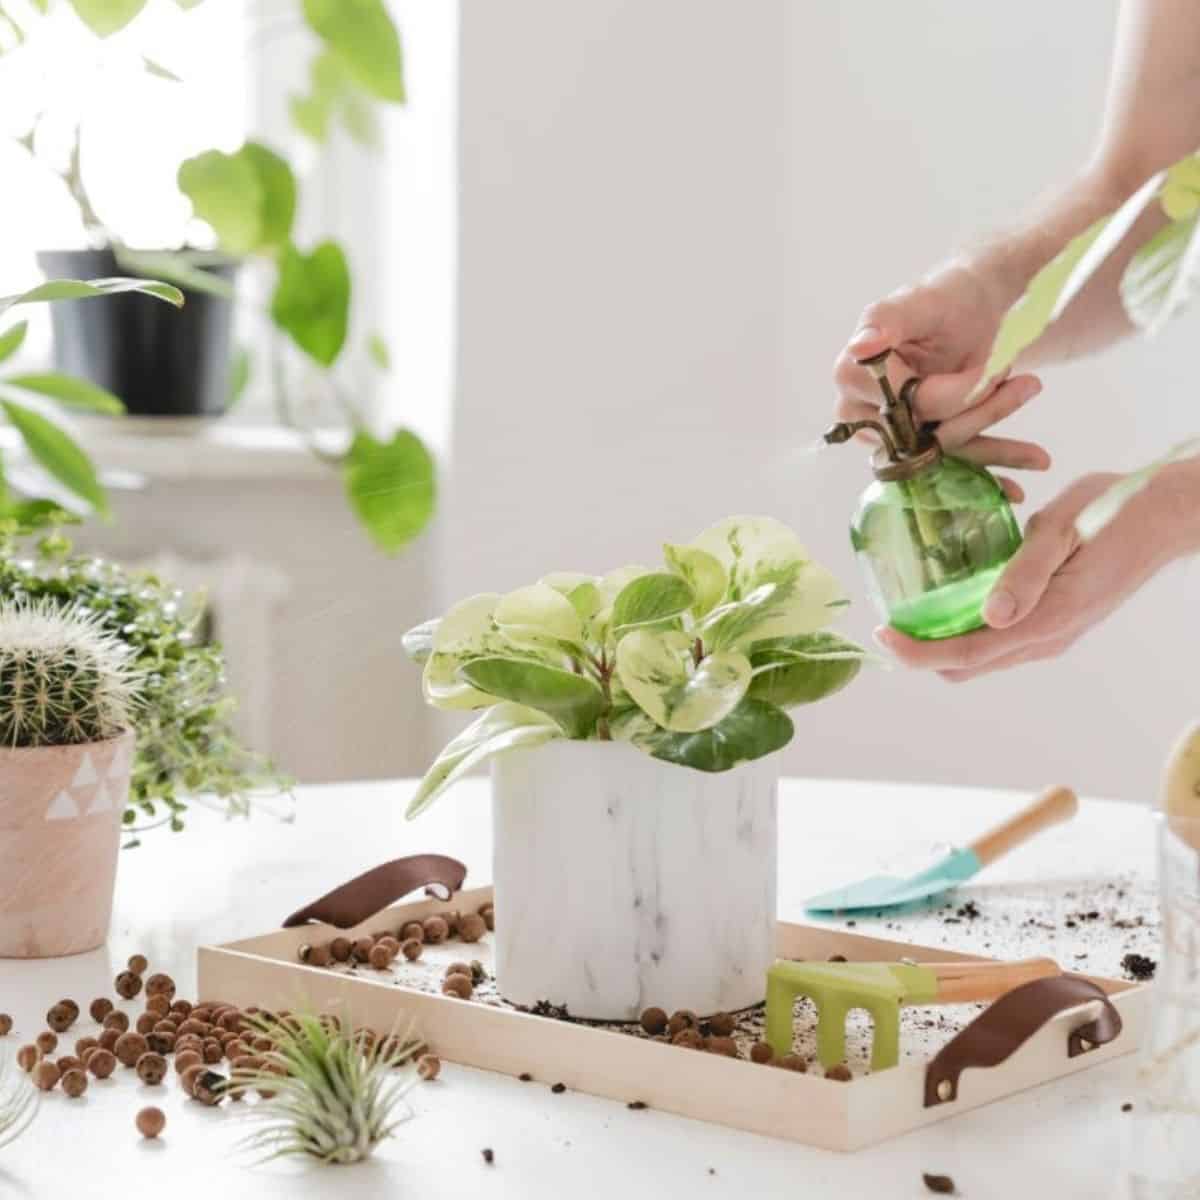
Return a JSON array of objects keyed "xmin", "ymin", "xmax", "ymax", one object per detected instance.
[
  {"xmin": 923, "ymin": 974, "xmax": 1122, "ymax": 1108},
  {"xmin": 282, "ymin": 853, "xmax": 469, "ymax": 929}
]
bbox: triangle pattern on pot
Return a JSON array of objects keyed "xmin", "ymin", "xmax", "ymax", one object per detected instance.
[
  {"xmin": 72, "ymin": 753, "xmax": 99, "ymax": 789},
  {"xmin": 106, "ymin": 740, "xmax": 131, "ymax": 780},
  {"xmin": 46, "ymin": 790, "xmax": 80, "ymax": 821},
  {"xmin": 86, "ymin": 782, "xmax": 112, "ymax": 815}
]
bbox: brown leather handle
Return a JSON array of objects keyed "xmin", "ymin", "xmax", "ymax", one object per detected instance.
[
  {"xmin": 924, "ymin": 975, "xmax": 1122, "ymax": 1107},
  {"xmin": 282, "ymin": 854, "xmax": 468, "ymax": 929}
]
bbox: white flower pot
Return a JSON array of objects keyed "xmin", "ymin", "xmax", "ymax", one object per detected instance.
[{"xmin": 492, "ymin": 739, "xmax": 778, "ymax": 1021}]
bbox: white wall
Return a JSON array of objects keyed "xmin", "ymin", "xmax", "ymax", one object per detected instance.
[{"xmin": 451, "ymin": 0, "xmax": 1200, "ymax": 802}]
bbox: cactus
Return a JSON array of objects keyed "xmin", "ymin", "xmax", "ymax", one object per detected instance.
[{"xmin": 0, "ymin": 598, "xmax": 139, "ymax": 748}]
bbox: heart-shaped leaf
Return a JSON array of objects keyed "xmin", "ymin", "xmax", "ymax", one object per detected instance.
[
  {"xmin": 302, "ymin": 0, "xmax": 405, "ymax": 102},
  {"xmin": 70, "ymin": 0, "xmax": 147, "ymax": 36},
  {"xmin": 271, "ymin": 241, "xmax": 350, "ymax": 366},
  {"xmin": 458, "ymin": 657, "xmax": 604, "ymax": 738},
  {"xmin": 342, "ymin": 428, "xmax": 435, "ymax": 553},
  {"xmin": 628, "ymin": 697, "xmax": 793, "ymax": 772}
]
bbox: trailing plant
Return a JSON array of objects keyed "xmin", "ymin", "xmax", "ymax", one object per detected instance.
[
  {"xmin": 231, "ymin": 1011, "xmax": 420, "ymax": 1165},
  {"xmin": 0, "ymin": 534, "xmax": 289, "ymax": 837},
  {"xmin": 403, "ymin": 516, "xmax": 868, "ymax": 817},
  {"xmin": 0, "ymin": 1050, "xmax": 37, "ymax": 1150},
  {"xmin": 0, "ymin": 277, "xmax": 183, "ymax": 528},
  {"xmin": 978, "ymin": 151, "xmax": 1200, "ymax": 536},
  {"xmin": 7, "ymin": 0, "xmax": 435, "ymax": 555},
  {"xmin": 0, "ymin": 596, "xmax": 139, "ymax": 747}
]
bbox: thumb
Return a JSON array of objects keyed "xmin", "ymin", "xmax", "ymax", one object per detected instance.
[
  {"xmin": 847, "ymin": 291, "xmax": 938, "ymax": 359},
  {"xmin": 983, "ymin": 514, "xmax": 1075, "ymax": 629}
]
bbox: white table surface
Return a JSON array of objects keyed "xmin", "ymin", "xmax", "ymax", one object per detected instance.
[{"xmin": 0, "ymin": 777, "xmax": 1161, "ymax": 1200}]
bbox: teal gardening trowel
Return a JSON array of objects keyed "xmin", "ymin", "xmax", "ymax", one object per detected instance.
[{"xmin": 804, "ymin": 786, "xmax": 1078, "ymax": 914}]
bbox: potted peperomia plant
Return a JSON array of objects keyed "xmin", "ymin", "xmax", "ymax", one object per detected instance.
[
  {"xmin": 0, "ymin": 598, "xmax": 140, "ymax": 957},
  {"xmin": 403, "ymin": 516, "xmax": 867, "ymax": 1020}
]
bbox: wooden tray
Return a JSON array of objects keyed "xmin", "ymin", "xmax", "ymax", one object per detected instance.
[{"xmin": 198, "ymin": 881, "xmax": 1148, "ymax": 1151}]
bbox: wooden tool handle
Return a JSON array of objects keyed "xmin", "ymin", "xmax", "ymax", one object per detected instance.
[
  {"xmin": 968, "ymin": 786, "xmax": 1078, "ymax": 867},
  {"xmin": 925, "ymin": 957, "xmax": 1060, "ymax": 1004}
]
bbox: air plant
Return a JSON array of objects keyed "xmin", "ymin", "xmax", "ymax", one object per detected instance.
[
  {"xmin": 231, "ymin": 1012, "xmax": 421, "ymax": 1166},
  {"xmin": 0, "ymin": 1050, "xmax": 38, "ymax": 1150},
  {"xmin": 0, "ymin": 597, "xmax": 140, "ymax": 748}
]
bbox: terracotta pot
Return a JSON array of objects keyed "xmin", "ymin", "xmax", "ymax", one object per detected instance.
[{"xmin": 0, "ymin": 731, "xmax": 134, "ymax": 958}]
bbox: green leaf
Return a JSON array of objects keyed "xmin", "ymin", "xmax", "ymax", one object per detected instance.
[
  {"xmin": 70, "ymin": 0, "xmax": 147, "ymax": 36},
  {"xmin": 980, "ymin": 169, "xmax": 1165, "ymax": 386},
  {"xmin": 289, "ymin": 92, "xmax": 329, "ymax": 143},
  {"xmin": 112, "ymin": 248, "xmax": 236, "ymax": 299},
  {"xmin": 142, "ymin": 54, "xmax": 181, "ymax": 82},
  {"xmin": 611, "ymin": 572, "xmax": 694, "ymax": 634},
  {"xmin": 302, "ymin": 0, "xmax": 405, "ymax": 102},
  {"xmin": 342, "ymin": 427, "xmax": 435, "ymax": 553},
  {"xmin": 2, "ymin": 399, "xmax": 108, "ymax": 513},
  {"xmin": 1121, "ymin": 213, "xmax": 1200, "ymax": 334},
  {"xmin": 271, "ymin": 241, "xmax": 350, "ymax": 366},
  {"xmin": 458, "ymin": 657, "xmax": 604, "ymax": 739},
  {"xmin": 178, "ymin": 142, "xmax": 295, "ymax": 257},
  {"xmin": 700, "ymin": 565, "xmax": 845, "ymax": 652},
  {"xmin": 228, "ymin": 345, "xmax": 250, "ymax": 409},
  {"xmin": 422, "ymin": 593, "xmax": 503, "ymax": 709},
  {"xmin": 615, "ymin": 629, "xmax": 751, "ymax": 733},
  {"xmin": 1076, "ymin": 436, "xmax": 1200, "ymax": 542},
  {"xmin": 1162, "ymin": 155, "xmax": 1200, "ymax": 221},
  {"xmin": 494, "ymin": 582, "xmax": 584, "ymax": 649},
  {"xmin": 3, "ymin": 372, "xmax": 124, "ymax": 415},
  {"xmin": 401, "ymin": 617, "xmax": 439, "ymax": 664},
  {"xmin": 747, "ymin": 632, "xmax": 865, "ymax": 708},
  {"xmin": 0, "ymin": 321, "xmax": 27, "ymax": 364},
  {"xmin": 405, "ymin": 702, "xmax": 562, "ymax": 820},
  {"xmin": 367, "ymin": 331, "xmax": 390, "ymax": 370},
  {"xmin": 628, "ymin": 697, "xmax": 793, "ymax": 773},
  {"xmin": 663, "ymin": 542, "xmax": 726, "ymax": 618},
  {"xmin": 290, "ymin": 50, "xmax": 380, "ymax": 147},
  {"xmin": 0, "ymin": 277, "xmax": 183, "ymax": 318}
]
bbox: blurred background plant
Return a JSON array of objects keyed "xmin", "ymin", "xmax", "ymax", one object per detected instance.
[{"xmin": 0, "ymin": 0, "xmax": 435, "ymax": 554}]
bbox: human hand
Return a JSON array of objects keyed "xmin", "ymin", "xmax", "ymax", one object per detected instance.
[
  {"xmin": 875, "ymin": 469, "xmax": 1195, "ymax": 681},
  {"xmin": 833, "ymin": 263, "xmax": 1050, "ymax": 502}
]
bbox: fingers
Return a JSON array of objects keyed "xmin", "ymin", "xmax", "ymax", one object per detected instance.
[
  {"xmin": 936, "ymin": 374, "xmax": 1042, "ymax": 447},
  {"xmin": 847, "ymin": 289, "xmax": 939, "ymax": 358},
  {"xmin": 996, "ymin": 476, "xmax": 1025, "ymax": 504},
  {"xmin": 982, "ymin": 508, "xmax": 1079, "ymax": 629},
  {"xmin": 937, "ymin": 635, "xmax": 1076, "ymax": 683},
  {"xmin": 951, "ymin": 436, "xmax": 1052, "ymax": 471},
  {"xmin": 907, "ymin": 367, "xmax": 990, "ymax": 421}
]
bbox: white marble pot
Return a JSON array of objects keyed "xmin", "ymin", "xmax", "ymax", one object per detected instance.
[{"xmin": 491, "ymin": 739, "xmax": 779, "ymax": 1020}]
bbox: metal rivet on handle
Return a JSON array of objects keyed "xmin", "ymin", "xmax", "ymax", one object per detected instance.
[
  {"xmin": 936, "ymin": 1080, "xmax": 953, "ymax": 1101},
  {"xmin": 1079, "ymin": 1039, "xmax": 1093, "ymax": 1052}
]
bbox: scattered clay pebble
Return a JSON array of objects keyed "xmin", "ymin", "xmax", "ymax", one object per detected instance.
[
  {"xmin": 707, "ymin": 1037, "xmax": 738, "ymax": 1058},
  {"xmin": 706, "ymin": 1012, "xmax": 736, "ymax": 1037},
  {"xmin": 351, "ymin": 936, "xmax": 374, "ymax": 963},
  {"xmin": 192, "ymin": 1070, "xmax": 227, "ymax": 1106},
  {"xmin": 61, "ymin": 1068, "xmax": 87, "ymax": 1098},
  {"xmin": 478, "ymin": 902, "xmax": 495, "ymax": 931},
  {"xmin": 89, "ymin": 997, "xmax": 113, "ymax": 1023},
  {"xmin": 750, "ymin": 1042, "xmax": 774, "ymax": 1064},
  {"xmin": 828, "ymin": 954, "xmax": 848, "ymax": 963},
  {"xmin": 128, "ymin": 954, "xmax": 149, "ymax": 976},
  {"xmin": 136, "ymin": 1013, "xmax": 157, "ymax": 1036},
  {"xmin": 923, "ymin": 1173, "xmax": 956, "ymax": 1195},
  {"xmin": 98, "ymin": 1029, "xmax": 121, "ymax": 1052},
  {"xmin": 440, "ymin": 911, "xmax": 461, "ymax": 936},
  {"xmin": 137, "ymin": 1107, "xmax": 166, "ymax": 1139},
  {"xmin": 445, "ymin": 962, "xmax": 472, "ymax": 980},
  {"xmin": 103, "ymin": 1011, "xmax": 130, "ymax": 1033},
  {"xmin": 88, "ymin": 1048, "xmax": 117, "ymax": 1079},
  {"xmin": 1122, "ymin": 953, "xmax": 1157, "ymax": 982},
  {"xmin": 627, "ymin": 1100, "xmax": 647, "ymax": 1110},
  {"xmin": 639, "ymin": 1007, "xmax": 667, "ymax": 1036},
  {"xmin": 330, "ymin": 936, "xmax": 352, "ymax": 962},
  {"xmin": 458, "ymin": 913, "xmax": 487, "ymax": 943},
  {"xmin": 310, "ymin": 942, "xmax": 333, "ymax": 968},
  {"xmin": 147, "ymin": 1033, "xmax": 175, "ymax": 1056},
  {"xmin": 778, "ymin": 1054, "xmax": 808, "ymax": 1073},
  {"xmin": 369, "ymin": 943, "xmax": 393, "ymax": 970},
  {"xmin": 518, "ymin": 1072, "xmax": 532, "ymax": 1082},
  {"xmin": 145, "ymin": 995, "xmax": 170, "ymax": 1019},
  {"xmin": 16, "ymin": 1045, "xmax": 38, "ymax": 1072},
  {"xmin": 75, "ymin": 1036, "xmax": 98, "ymax": 1058},
  {"xmin": 470, "ymin": 961, "xmax": 487, "ymax": 984},
  {"xmin": 481, "ymin": 1147, "xmax": 495, "ymax": 1165},
  {"xmin": 32, "ymin": 1060, "xmax": 60, "ymax": 1091},
  {"xmin": 57, "ymin": 999, "xmax": 79, "ymax": 1021},
  {"xmin": 115, "ymin": 971, "xmax": 143, "ymax": 999},
  {"xmin": 0, "ymin": 1014, "xmax": 11, "ymax": 1037},
  {"xmin": 145, "ymin": 974, "xmax": 176, "ymax": 1000},
  {"xmin": 45, "ymin": 1004, "xmax": 74, "ymax": 1033},
  {"xmin": 671, "ymin": 1028, "xmax": 704, "ymax": 1049},
  {"xmin": 825, "ymin": 1064, "xmax": 853, "ymax": 1082},
  {"xmin": 418, "ymin": 1054, "xmax": 441, "ymax": 1082},
  {"xmin": 667, "ymin": 1010, "xmax": 698, "ymax": 1037},
  {"xmin": 56, "ymin": 1055, "xmax": 82, "ymax": 1075},
  {"xmin": 114, "ymin": 1032, "xmax": 150, "ymax": 1068},
  {"xmin": 551, "ymin": 1082, "xmax": 566, "ymax": 1094},
  {"xmin": 401, "ymin": 938, "xmax": 423, "ymax": 962},
  {"xmin": 35, "ymin": 1031, "xmax": 57, "ymax": 1055},
  {"xmin": 136, "ymin": 1052, "xmax": 168, "ymax": 1085},
  {"xmin": 1122, "ymin": 1102, "xmax": 1133, "ymax": 1113},
  {"xmin": 422, "ymin": 917, "xmax": 449, "ymax": 945},
  {"xmin": 202, "ymin": 1039, "xmax": 223, "ymax": 1064},
  {"xmin": 442, "ymin": 975, "xmax": 473, "ymax": 1000},
  {"xmin": 175, "ymin": 1049, "xmax": 202, "ymax": 1076},
  {"xmin": 400, "ymin": 921, "xmax": 424, "ymax": 944}
]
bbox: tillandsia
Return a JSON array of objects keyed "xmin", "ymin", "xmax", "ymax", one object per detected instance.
[
  {"xmin": 231, "ymin": 1012, "xmax": 421, "ymax": 1166},
  {"xmin": 0, "ymin": 596, "xmax": 140, "ymax": 747},
  {"xmin": 978, "ymin": 151, "xmax": 1200, "ymax": 537},
  {"xmin": 0, "ymin": 536, "xmax": 290, "ymax": 836},
  {"xmin": 0, "ymin": 1049, "xmax": 38, "ymax": 1150},
  {"xmin": 403, "ymin": 515, "xmax": 868, "ymax": 817}
]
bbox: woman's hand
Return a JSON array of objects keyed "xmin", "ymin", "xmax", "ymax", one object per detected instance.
[
  {"xmin": 834, "ymin": 263, "xmax": 1051, "ymax": 502},
  {"xmin": 875, "ymin": 467, "xmax": 1200, "ymax": 681}
]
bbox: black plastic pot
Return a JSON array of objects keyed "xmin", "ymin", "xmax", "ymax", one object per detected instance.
[{"xmin": 37, "ymin": 248, "xmax": 238, "ymax": 420}]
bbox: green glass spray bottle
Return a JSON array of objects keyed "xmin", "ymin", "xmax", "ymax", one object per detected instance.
[{"xmin": 824, "ymin": 348, "xmax": 1022, "ymax": 640}]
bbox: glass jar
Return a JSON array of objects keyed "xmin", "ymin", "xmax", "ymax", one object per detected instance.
[{"xmin": 849, "ymin": 454, "xmax": 1022, "ymax": 640}]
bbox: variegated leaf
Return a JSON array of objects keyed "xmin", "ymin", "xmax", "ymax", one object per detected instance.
[{"xmin": 662, "ymin": 542, "xmax": 727, "ymax": 618}]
